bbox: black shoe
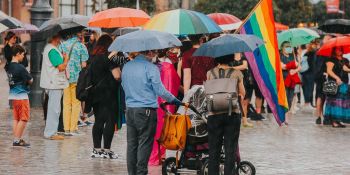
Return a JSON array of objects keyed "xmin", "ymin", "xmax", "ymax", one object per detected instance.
[
  {"xmin": 13, "ymin": 139, "xmax": 30, "ymax": 147},
  {"xmin": 250, "ymin": 114, "xmax": 264, "ymax": 121},
  {"xmin": 333, "ymin": 121, "xmax": 346, "ymax": 128},
  {"xmin": 323, "ymin": 119, "xmax": 332, "ymax": 125},
  {"xmin": 315, "ymin": 117, "xmax": 321, "ymax": 125}
]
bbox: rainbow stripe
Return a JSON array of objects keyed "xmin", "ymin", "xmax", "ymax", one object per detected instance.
[
  {"xmin": 240, "ymin": 0, "xmax": 288, "ymax": 125},
  {"xmin": 143, "ymin": 9, "xmax": 222, "ymax": 35}
]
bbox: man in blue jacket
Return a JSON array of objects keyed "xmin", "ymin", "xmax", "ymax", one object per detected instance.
[{"xmin": 122, "ymin": 50, "xmax": 182, "ymax": 175}]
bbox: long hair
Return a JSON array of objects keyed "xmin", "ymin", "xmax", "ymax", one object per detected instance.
[
  {"xmin": 5, "ymin": 31, "xmax": 16, "ymax": 44},
  {"xmin": 91, "ymin": 34, "xmax": 113, "ymax": 56},
  {"xmin": 331, "ymin": 47, "xmax": 344, "ymax": 59}
]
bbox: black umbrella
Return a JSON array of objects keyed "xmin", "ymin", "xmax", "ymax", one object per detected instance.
[
  {"xmin": 0, "ymin": 16, "xmax": 24, "ymax": 29},
  {"xmin": 319, "ymin": 19, "xmax": 350, "ymax": 34},
  {"xmin": 39, "ymin": 14, "xmax": 89, "ymax": 30},
  {"xmin": 34, "ymin": 15, "xmax": 89, "ymax": 40}
]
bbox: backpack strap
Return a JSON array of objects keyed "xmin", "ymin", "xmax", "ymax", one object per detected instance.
[
  {"xmin": 226, "ymin": 68, "xmax": 235, "ymax": 78},
  {"xmin": 210, "ymin": 69, "xmax": 218, "ymax": 79}
]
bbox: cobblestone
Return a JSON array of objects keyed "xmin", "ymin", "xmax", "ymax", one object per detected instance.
[{"xmin": 0, "ymin": 64, "xmax": 349, "ymax": 175}]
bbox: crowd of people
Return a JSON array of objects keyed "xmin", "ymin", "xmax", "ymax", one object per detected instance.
[{"xmin": 3, "ymin": 26, "xmax": 350, "ymax": 175}]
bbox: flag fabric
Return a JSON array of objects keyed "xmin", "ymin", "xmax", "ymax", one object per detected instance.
[{"xmin": 240, "ymin": 0, "xmax": 288, "ymax": 125}]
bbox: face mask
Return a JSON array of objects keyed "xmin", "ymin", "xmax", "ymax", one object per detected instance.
[{"xmin": 285, "ymin": 47, "xmax": 293, "ymax": 54}]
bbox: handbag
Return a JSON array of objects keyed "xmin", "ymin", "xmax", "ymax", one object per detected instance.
[{"xmin": 323, "ymin": 78, "xmax": 338, "ymax": 95}]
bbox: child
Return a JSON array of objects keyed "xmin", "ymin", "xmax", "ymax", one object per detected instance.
[{"xmin": 7, "ymin": 45, "xmax": 33, "ymax": 147}]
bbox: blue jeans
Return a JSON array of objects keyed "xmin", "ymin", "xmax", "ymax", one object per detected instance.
[
  {"xmin": 302, "ymin": 73, "xmax": 314, "ymax": 104},
  {"xmin": 44, "ymin": 89, "xmax": 63, "ymax": 138}
]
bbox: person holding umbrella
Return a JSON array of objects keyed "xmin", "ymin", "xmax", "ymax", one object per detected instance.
[
  {"xmin": 59, "ymin": 30, "xmax": 89, "ymax": 136},
  {"xmin": 108, "ymin": 30, "xmax": 183, "ymax": 175},
  {"xmin": 193, "ymin": 34, "xmax": 264, "ymax": 175},
  {"xmin": 40, "ymin": 34, "xmax": 69, "ymax": 140}
]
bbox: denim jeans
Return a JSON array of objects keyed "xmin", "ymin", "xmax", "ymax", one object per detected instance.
[
  {"xmin": 302, "ymin": 73, "xmax": 314, "ymax": 104},
  {"xmin": 44, "ymin": 90, "xmax": 63, "ymax": 138},
  {"xmin": 208, "ymin": 113, "xmax": 241, "ymax": 175},
  {"xmin": 126, "ymin": 107, "xmax": 157, "ymax": 175}
]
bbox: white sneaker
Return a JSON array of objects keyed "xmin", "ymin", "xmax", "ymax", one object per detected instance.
[
  {"xmin": 91, "ymin": 148, "xmax": 102, "ymax": 158},
  {"xmin": 303, "ymin": 105, "xmax": 314, "ymax": 112},
  {"xmin": 101, "ymin": 150, "xmax": 119, "ymax": 159}
]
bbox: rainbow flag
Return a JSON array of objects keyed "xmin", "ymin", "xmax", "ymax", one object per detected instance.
[{"xmin": 240, "ymin": 0, "xmax": 288, "ymax": 125}]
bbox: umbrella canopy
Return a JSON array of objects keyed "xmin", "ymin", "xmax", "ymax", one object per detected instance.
[
  {"xmin": 319, "ymin": 19, "xmax": 350, "ymax": 34},
  {"xmin": 193, "ymin": 34, "xmax": 264, "ymax": 58},
  {"xmin": 39, "ymin": 14, "xmax": 89, "ymax": 30},
  {"xmin": 36, "ymin": 15, "xmax": 89, "ymax": 39},
  {"xmin": 278, "ymin": 28, "xmax": 320, "ymax": 48},
  {"xmin": 112, "ymin": 27, "xmax": 141, "ymax": 36},
  {"xmin": 108, "ymin": 30, "xmax": 182, "ymax": 52},
  {"xmin": 9, "ymin": 23, "xmax": 39, "ymax": 34},
  {"xmin": 0, "ymin": 16, "xmax": 24, "ymax": 29},
  {"xmin": 143, "ymin": 9, "xmax": 222, "ymax": 35},
  {"xmin": 207, "ymin": 13, "xmax": 242, "ymax": 31},
  {"xmin": 275, "ymin": 22, "xmax": 289, "ymax": 31},
  {"xmin": 317, "ymin": 36, "xmax": 350, "ymax": 57},
  {"xmin": 88, "ymin": 7, "xmax": 150, "ymax": 28},
  {"xmin": 0, "ymin": 23, "xmax": 8, "ymax": 33}
]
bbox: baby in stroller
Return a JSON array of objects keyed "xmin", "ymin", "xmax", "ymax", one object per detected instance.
[{"xmin": 162, "ymin": 86, "xmax": 255, "ymax": 175}]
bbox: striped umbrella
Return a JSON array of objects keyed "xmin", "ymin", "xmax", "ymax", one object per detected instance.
[
  {"xmin": 207, "ymin": 13, "xmax": 242, "ymax": 31},
  {"xmin": 143, "ymin": 9, "xmax": 222, "ymax": 35}
]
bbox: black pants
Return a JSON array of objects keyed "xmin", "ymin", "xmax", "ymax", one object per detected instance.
[
  {"xmin": 92, "ymin": 102, "xmax": 116, "ymax": 149},
  {"xmin": 208, "ymin": 113, "xmax": 241, "ymax": 175},
  {"xmin": 126, "ymin": 107, "xmax": 157, "ymax": 175}
]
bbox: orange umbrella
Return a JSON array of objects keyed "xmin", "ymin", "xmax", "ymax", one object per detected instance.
[
  {"xmin": 88, "ymin": 7, "xmax": 150, "ymax": 28},
  {"xmin": 275, "ymin": 22, "xmax": 289, "ymax": 31}
]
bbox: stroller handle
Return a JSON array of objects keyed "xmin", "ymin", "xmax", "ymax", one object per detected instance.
[{"xmin": 160, "ymin": 102, "xmax": 201, "ymax": 116}]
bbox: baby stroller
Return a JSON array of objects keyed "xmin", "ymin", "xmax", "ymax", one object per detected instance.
[{"xmin": 161, "ymin": 86, "xmax": 255, "ymax": 175}]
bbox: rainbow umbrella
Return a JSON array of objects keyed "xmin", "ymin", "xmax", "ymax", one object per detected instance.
[{"xmin": 143, "ymin": 9, "xmax": 222, "ymax": 35}]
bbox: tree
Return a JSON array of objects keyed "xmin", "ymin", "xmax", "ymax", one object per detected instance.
[
  {"xmin": 194, "ymin": 0, "xmax": 316, "ymax": 27},
  {"xmin": 105, "ymin": 0, "xmax": 155, "ymax": 14},
  {"xmin": 274, "ymin": 0, "xmax": 313, "ymax": 27}
]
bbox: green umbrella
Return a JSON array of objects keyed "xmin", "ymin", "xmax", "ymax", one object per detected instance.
[{"xmin": 278, "ymin": 28, "xmax": 320, "ymax": 48}]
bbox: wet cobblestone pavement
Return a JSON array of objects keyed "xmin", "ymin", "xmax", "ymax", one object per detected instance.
[{"xmin": 0, "ymin": 65, "xmax": 349, "ymax": 175}]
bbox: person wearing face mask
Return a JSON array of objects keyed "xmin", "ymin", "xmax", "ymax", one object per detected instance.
[
  {"xmin": 280, "ymin": 41, "xmax": 301, "ymax": 121},
  {"xmin": 324, "ymin": 47, "xmax": 350, "ymax": 128},
  {"xmin": 122, "ymin": 50, "xmax": 182, "ymax": 175},
  {"xmin": 40, "ymin": 34, "xmax": 69, "ymax": 140},
  {"xmin": 59, "ymin": 31, "xmax": 89, "ymax": 136}
]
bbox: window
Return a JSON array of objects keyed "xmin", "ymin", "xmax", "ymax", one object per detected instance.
[
  {"xmin": 59, "ymin": 0, "xmax": 78, "ymax": 17},
  {"xmin": 85, "ymin": 0, "xmax": 93, "ymax": 16}
]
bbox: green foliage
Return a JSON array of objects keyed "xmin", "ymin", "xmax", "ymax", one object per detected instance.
[
  {"xmin": 105, "ymin": 0, "xmax": 155, "ymax": 14},
  {"xmin": 195, "ymin": 0, "xmax": 350, "ymax": 27}
]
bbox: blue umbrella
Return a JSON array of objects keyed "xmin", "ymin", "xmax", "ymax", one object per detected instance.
[
  {"xmin": 193, "ymin": 34, "xmax": 264, "ymax": 58},
  {"xmin": 108, "ymin": 30, "xmax": 182, "ymax": 52}
]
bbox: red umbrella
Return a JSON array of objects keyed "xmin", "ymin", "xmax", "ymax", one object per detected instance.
[
  {"xmin": 207, "ymin": 13, "xmax": 241, "ymax": 31},
  {"xmin": 317, "ymin": 36, "xmax": 350, "ymax": 57},
  {"xmin": 275, "ymin": 22, "xmax": 289, "ymax": 31}
]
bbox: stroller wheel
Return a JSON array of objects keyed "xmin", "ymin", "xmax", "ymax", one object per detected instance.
[
  {"xmin": 237, "ymin": 161, "xmax": 256, "ymax": 175},
  {"xmin": 200, "ymin": 159, "xmax": 224, "ymax": 175},
  {"xmin": 162, "ymin": 157, "xmax": 179, "ymax": 175}
]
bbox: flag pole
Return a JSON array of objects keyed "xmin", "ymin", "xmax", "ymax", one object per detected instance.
[{"xmin": 234, "ymin": 0, "xmax": 264, "ymax": 34}]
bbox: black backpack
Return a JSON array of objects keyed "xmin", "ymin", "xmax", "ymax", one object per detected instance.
[{"xmin": 76, "ymin": 66, "xmax": 93, "ymax": 102}]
